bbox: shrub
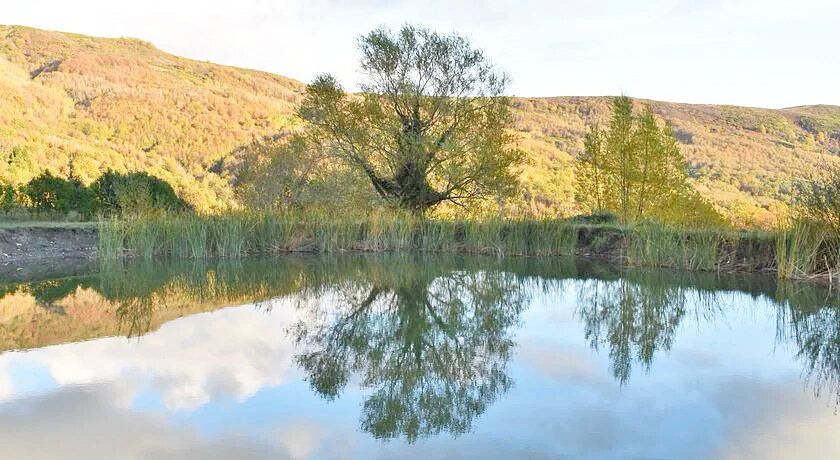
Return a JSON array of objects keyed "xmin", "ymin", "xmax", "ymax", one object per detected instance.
[
  {"xmin": 1, "ymin": 184, "xmax": 16, "ymax": 213},
  {"xmin": 797, "ymin": 167, "xmax": 840, "ymax": 229},
  {"xmin": 20, "ymin": 172, "xmax": 99, "ymax": 218},
  {"xmin": 91, "ymin": 170, "xmax": 190, "ymax": 216},
  {"xmin": 22, "ymin": 172, "xmax": 77, "ymax": 214}
]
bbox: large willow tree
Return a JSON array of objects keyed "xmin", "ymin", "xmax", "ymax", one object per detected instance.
[{"xmin": 299, "ymin": 25, "xmax": 523, "ymax": 214}]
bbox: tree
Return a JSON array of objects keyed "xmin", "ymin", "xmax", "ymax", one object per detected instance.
[
  {"xmin": 298, "ymin": 25, "xmax": 523, "ymax": 214},
  {"xmin": 575, "ymin": 125, "xmax": 607, "ymax": 212},
  {"xmin": 633, "ymin": 111, "xmax": 687, "ymax": 221},
  {"xmin": 91, "ymin": 170, "xmax": 189, "ymax": 216},
  {"xmin": 575, "ymin": 96, "xmax": 722, "ymax": 225},
  {"xmin": 22, "ymin": 171, "xmax": 77, "ymax": 214},
  {"xmin": 232, "ymin": 134, "xmax": 374, "ymax": 211},
  {"xmin": 604, "ymin": 96, "xmax": 637, "ymax": 221},
  {"xmin": 1, "ymin": 184, "xmax": 16, "ymax": 214}
]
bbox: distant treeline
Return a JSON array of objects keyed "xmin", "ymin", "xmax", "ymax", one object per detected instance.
[{"xmin": 1, "ymin": 170, "xmax": 190, "ymax": 219}]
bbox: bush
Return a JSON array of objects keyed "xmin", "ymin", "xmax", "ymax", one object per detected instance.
[
  {"xmin": 91, "ymin": 170, "xmax": 190, "ymax": 216},
  {"xmin": 22, "ymin": 172, "xmax": 76, "ymax": 214},
  {"xmin": 1, "ymin": 184, "xmax": 16, "ymax": 213},
  {"xmin": 21, "ymin": 172, "xmax": 98, "ymax": 218},
  {"xmin": 797, "ymin": 167, "xmax": 840, "ymax": 229}
]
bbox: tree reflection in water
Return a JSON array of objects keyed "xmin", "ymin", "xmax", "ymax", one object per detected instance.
[
  {"xmin": 775, "ymin": 284, "xmax": 840, "ymax": 405},
  {"xmin": 1, "ymin": 255, "xmax": 837, "ymax": 438},
  {"xmin": 576, "ymin": 269, "xmax": 838, "ymax": 405},
  {"xmin": 290, "ymin": 263, "xmax": 527, "ymax": 442},
  {"xmin": 574, "ymin": 270, "xmax": 732, "ymax": 384}
]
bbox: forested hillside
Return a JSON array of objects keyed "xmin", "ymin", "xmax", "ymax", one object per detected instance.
[
  {"xmin": 0, "ymin": 25, "xmax": 302, "ymax": 212},
  {"xmin": 2, "ymin": 26, "xmax": 838, "ymax": 224}
]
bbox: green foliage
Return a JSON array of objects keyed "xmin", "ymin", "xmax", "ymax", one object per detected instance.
[
  {"xmin": 21, "ymin": 171, "xmax": 89, "ymax": 216},
  {"xmin": 298, "ymin": 25, "xmax": 524, "ymax": 214},
  {"xmin": 1, "ymin": 184, "xmax": 16, "ymax": 213},
  {"xmin": 797, "ymin": 166, "xmax": 840, "ymax": 229},
  {"xmin": 9, "ymin": 169, "xmax": 186, "ymax": 220},
  {"xmin": 90, "ymin": 170, "xmax": 190, "ymax": 216},
  {"xmin": 231, "ymin": 134, "xmax": 375, "ymax": 212},
  {"xmin": 576, "ymin": 97, "xmax": 725, "ymax": 226}
]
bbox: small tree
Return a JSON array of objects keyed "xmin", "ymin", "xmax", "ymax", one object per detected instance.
[
  {"xmin": 232, "ymin": 134, "xmax": 372, "ymax": 211},
  {"xmin": 575, "ymin": 96, "xmax": 720, "ymax": 225},
  {"xmin": 575, "ymin": 125, "xmax": 607, "ymax": 212},
  {"xmin": 299, "ymin": 25, "xmax": 523, "ymax": 214},
  {"xmin": 604, "ymin": 96, "xmax": 637, "ymax": 220},
  {"xmin": 23, "ymin": 171, "xmax": 76, "ymax": 214}
]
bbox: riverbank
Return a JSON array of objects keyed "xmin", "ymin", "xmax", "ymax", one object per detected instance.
[
  {"xmin": 2, "ymin": 215, "xmax": 835, "ymax": 283},
  {"xmin": 97, "ymin": 214, "xmax": 828, "ymax": 280},
  {"xmin": 0, "ymin": 224, "xmax": 98, "ymax": 280}
]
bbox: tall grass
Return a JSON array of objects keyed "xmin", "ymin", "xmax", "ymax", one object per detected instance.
[
  {"xmin": 626, "ymin": 224, "xmax": 731, "ymax": 271},
  {"xmin": 98, "ymin": 212, "xmax": 580, "ymax": 261},
  {"xmin": 98, "ymin": 212, "xmax": 838, "ymax": 281},
  {"xmin": 776, "ymin": 217, "xmax": 839, "ymax": 280}
]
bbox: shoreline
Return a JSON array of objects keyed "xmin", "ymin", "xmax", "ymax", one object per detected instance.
[{"xmin": 5, "ymin": 219, "xmax": 836, "ymax": 286}]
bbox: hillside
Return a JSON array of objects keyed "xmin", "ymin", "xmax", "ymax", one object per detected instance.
[
  {"xmin": 1, "ymin": 26, "xmax": 838, "ymax": 224},
  {"xmin": 0, "ymin": 25, "xmax": 303, "ymax": 211}
]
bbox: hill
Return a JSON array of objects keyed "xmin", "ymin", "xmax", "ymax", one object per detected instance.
[{"xmin": 1, "ymin": 25, "xmax": 838, "ymax": 224}]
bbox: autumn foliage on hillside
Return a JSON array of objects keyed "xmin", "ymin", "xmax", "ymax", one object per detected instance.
[
  {"xmin": 1, "ymin": 26, "xmax": 838, "ymax": 225},
  {"xmin": 0, "ymin": 25, "xmax": 302, "ymax": 212}
]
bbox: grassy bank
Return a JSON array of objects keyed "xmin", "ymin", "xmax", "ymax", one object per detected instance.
[
  {"xmin": 98, "ymin": 212, "xmax": 581, "ymax": 260},
  {"xmin": 96, "ymin": 213, "xmax": 838, "ymax": 281}
]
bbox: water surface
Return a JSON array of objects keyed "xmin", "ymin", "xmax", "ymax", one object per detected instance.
[{"xmin": 0, "ymin": 255, "xmax": 837, "ymax": 459}]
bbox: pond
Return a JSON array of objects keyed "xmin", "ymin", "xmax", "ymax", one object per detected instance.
[{"xmin": 0, "ymin": 255, "xmax": 837, "ymax": 459}]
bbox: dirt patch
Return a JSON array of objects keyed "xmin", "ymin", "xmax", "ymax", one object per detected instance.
[{"xmin": 0, "ymin": 227, "xmax": 98, "ymax": 279}]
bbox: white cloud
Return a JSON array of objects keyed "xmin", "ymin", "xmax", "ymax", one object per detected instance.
[
  {"xmin": 0, "ymin": 298, "xmax": 301, "ymax": 410},
  {"xmin": 0, "ymin": 383, "xmax": 296, "ymax": 460}
]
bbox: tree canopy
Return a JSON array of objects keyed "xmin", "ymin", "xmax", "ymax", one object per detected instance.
[
  {"xmin": 298, "ymin": 25, "xmax": 523, "ymax": 214},
  {"xmin": 575, "ymin": 96, "xmax": 725, "ymax": 226}
]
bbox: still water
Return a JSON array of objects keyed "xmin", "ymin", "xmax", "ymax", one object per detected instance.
[{"xmin": 0, "ymin": 255, "xmax": 837, "ymax": 459}]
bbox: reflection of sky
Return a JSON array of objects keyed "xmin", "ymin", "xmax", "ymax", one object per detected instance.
[{"xmin": 0, "ymin": 282, "xmax": 837, "ymax": 459}]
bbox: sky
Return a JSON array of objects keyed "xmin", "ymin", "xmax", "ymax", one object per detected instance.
[{"xmin": 3, "ymin": 0, "xmax": 839, "ymax": 108}]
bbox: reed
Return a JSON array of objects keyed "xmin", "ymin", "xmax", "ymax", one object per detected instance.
[
  {"xmin": 776, "ymin": 217, "xmax": 838, "ymax": 280},
  {"xmin": 97, "ymin": 217, "xmax": 127, "ymax": 261},
  {"xmin": 626, "ymin": 224, "xmax": 730, "ymax": 271},
  {"xmin": 97, "ymin": 212, "xmax": 582, "ymax": 261},
  {"xmin": 96, "ymin": 212, "xmax": 837, "ymax": 281}
]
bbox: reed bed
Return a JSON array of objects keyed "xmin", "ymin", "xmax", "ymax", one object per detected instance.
[
  {"xmin": 626, "ymin": 224, "xmax": 743, "ymax": 272},
  {"xmin": 98, "ymin": 212, "xmax": 581, "ymax": 261},
  {"xmin": 98, "ymin": 212, "xmax": 838, "ymax": 281}
]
